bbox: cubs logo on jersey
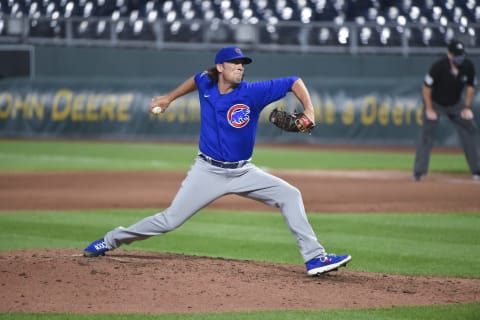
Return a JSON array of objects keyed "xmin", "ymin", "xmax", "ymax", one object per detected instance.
[{"xmin": 227, "ymin": 104, "xmax": 250, "ymax": 128}]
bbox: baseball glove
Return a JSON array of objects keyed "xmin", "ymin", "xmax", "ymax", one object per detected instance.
[{"xmin": 269, "ymin": 108, "xmax": 315, "ymax": 133}]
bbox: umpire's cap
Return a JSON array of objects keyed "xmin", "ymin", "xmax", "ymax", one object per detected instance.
[
  {"xmin": 448, "ymin": 39, "xmax": 465, "ymax": 56},
  {"xmin": 215, "ymin": 46, "xmax": 252, "ymax": 64}
]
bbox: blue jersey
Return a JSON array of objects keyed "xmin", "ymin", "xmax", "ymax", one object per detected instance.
[{"xmin": 194, "ymin": 71, "xmax": 298, "ymax": 162}]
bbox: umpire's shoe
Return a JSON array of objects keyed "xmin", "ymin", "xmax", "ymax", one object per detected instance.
[
  {"xmin": 306, "ymin": 253, "xmax": 351, "ymax": 276},
  {"xmin": 83, "ymin": 238, "xmax": 109, "ymax": 257},
  {"xmin": 412, "ymin": 172, "xmax": 425, "ymax": 181}
]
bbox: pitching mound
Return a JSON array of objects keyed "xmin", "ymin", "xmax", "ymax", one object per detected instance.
[{"xmin": 2, "ymin": 249, "xmax": 480, "ymax": 314}]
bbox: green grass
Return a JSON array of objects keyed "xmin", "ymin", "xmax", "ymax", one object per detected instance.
[
  {"xmin": 1, "ymin": 303, "xmax": 479, "ymax": 319},
  {"xmin": 0, "ymin": 140, "xmax": 470, "ymax": 172},
  {"xmin": 1, "ymin": 210, "xmax": 479, "ymax": 278}
]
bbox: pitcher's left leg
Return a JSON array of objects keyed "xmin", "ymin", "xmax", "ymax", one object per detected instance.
[{"xmin": 232, "ymin": 165, "xmax": 325, "ymax": 262}]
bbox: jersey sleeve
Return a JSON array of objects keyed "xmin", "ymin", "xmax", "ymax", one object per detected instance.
[
  {"xmin": 423, "ymin": 62, "xmax": 439, "ymax": 87},
  {"xmin": 466, "ymin": 60, "xmax": 476, "ymax": 87},
  {"xmin": 247, "ymin": 76, "xmax": 299, "ymax": 109},
  {"xmin": 194, "ymin": 71, "xmax": 210, "ymax": 91}
]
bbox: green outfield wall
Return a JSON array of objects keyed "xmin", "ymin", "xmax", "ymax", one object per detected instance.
[{"xmin": 0, "ymin": 46, "xmax": 479, "ymax": 146}]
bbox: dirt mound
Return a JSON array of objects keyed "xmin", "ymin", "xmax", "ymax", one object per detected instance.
[{"xmin": 2, "ymin": 249, "xmax": 479, "ymax": 314}]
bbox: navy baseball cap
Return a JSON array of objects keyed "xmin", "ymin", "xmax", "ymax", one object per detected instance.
[
  {"xmin": 215, "ymin": 46, "xmax": 252, "ymax": 64},
  {"xmin": 448, "ymin": 39, "xmax": 465, "ymax": 56}
]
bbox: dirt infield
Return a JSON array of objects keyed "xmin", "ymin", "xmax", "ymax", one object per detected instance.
[
  {"xmin": 2, "ymin": 170, "xmax": 480, "ymax": 212},
  {"xmin": 1, "ymin": 170, "xmax": 480, "ymax": 314}
]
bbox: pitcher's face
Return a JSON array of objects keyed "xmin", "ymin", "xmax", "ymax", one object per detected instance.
[{"xmin": 217, "ymin": 59, "xmax": 246, "ymax": 84}]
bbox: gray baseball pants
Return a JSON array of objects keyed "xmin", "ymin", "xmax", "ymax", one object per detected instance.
[
  {"xmin": 414, "ymin": 102, "xmax": 480, "ymax": 176},
  {"xmin": 104, "ymin": 156, "xmax": 326, "ymax": 263}
]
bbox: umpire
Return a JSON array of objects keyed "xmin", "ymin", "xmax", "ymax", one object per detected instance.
[{"xmin": 413, "ymin": 39, "xmax": 480, "ymax": 181}]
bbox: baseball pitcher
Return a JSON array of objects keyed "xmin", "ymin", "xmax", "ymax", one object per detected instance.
[{"xmin": 84, "ymin": 46, "xmax": 351, "ymax": 276}]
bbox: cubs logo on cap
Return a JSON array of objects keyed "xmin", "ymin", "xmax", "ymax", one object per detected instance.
[{"xmin": 215, "ymin": 46, "xmax": 253, "ymax": 64}]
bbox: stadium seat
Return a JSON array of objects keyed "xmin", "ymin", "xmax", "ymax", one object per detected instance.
[{"xmin": 0, "ymin": 0, "xmax": 478, "ymax": 48}]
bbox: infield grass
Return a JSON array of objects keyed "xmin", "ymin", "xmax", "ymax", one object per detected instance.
[
  {"xmin": 0, "ymin": 140, "xmax": 470, "ymax": 173},
  {"xmin": 1, "ymin": 209, "xmax": 479, "ymax": 278},
  {"xmin": 1, "ymin": 303, "xmax": 479, "ymax": 319}
]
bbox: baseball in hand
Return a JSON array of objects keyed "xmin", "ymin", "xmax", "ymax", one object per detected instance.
[{"xmin": 152, "ymin": 106, "xmax": 162, "ymax": 114}]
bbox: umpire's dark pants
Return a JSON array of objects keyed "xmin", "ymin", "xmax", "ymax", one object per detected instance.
[{"xmin": 414, "ymin": 102, "xmax": 480, "ymax": 176}]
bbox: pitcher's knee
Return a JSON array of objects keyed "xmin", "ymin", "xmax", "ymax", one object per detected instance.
[
  {"xmin": 280, "ymin": 184, "xmax": 302, "ymax": 202},
  {"xmin": 153, "ymin": 211, "xmax": 187, "ymax": 232}
]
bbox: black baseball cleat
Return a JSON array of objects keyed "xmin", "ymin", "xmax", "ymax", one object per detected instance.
[{"xmin": 412, "ymin": 173, "xmax": 425, "ymax": 181}]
